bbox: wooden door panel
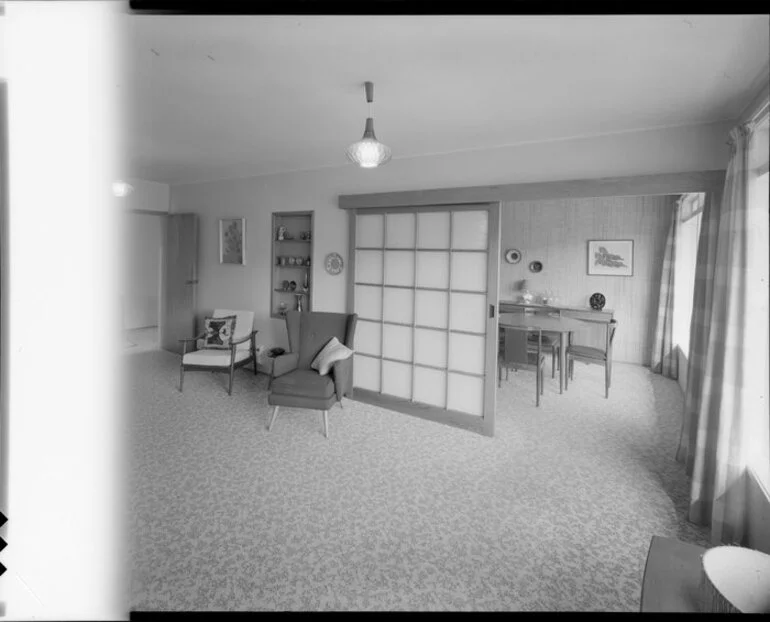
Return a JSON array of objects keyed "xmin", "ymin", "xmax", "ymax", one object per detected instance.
[{"xmin": 161, "ymin": 214, "xmax": 198, "ymax": 354}]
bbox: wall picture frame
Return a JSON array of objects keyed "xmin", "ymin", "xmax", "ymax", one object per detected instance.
[
  {"xmin": 220, "ymin": 218, "xmax": 246, "ymax": 265},
  {"xmin": 587, "ymin": 239, "xmax": 633, "ymax": 276}
]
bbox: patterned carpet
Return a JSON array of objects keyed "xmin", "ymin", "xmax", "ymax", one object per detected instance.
[{"xmin": 127, "ymin": 348, "xmax": 710, "ymax": 612}]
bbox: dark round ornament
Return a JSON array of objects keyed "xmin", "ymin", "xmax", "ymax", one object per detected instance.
[{"xmin": 589, "ymin": 292, "xmax": 606, "ymax": 311}]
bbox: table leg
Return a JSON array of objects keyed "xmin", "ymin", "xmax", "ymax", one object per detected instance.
[{"xmin": 559, "ymin": 332, "xmax": 567, "ymax": 394}]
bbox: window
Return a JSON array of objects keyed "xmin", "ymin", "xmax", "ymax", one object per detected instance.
[
  {"xmin": 672, "ymin": 193, "xmax": 704, "ymax": 361},
  {"xmin": 746, "ymin": 114, "xmax": 769, "ymax": 486}
]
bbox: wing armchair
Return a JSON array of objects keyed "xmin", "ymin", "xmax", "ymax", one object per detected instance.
[
  {"xmin": 179, "ymin": 308, "xmax": 258, "ymax": 395},
  {"xmin": 267, "ymin": 311, "xmax": 358, "ymax": 438}
]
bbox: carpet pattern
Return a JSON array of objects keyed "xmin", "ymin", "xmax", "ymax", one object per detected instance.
[{"xmin": 127, "ymin": 349, "xmax": 709, "ymax": 611}]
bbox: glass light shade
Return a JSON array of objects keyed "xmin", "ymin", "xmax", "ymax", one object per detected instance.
[{"xmin": 346, "ymin": 118, "xmax": 391, "ymax": 168}]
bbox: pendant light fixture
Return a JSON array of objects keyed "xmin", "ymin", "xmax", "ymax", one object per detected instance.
[{"xmin": 346, "ymin": 81, "xmax": 392, "ymax": 168}]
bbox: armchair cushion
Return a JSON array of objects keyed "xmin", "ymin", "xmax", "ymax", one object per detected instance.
[
  {"xmin": 183, "ymin": 348, "xmax": 251, "ymax": 367},
  {"xmin": 331, "ymin": 357, "xmax": 354, "ymax": 401},
  {"xmin": 295, "ymin": 312, "xmax": 353, "ymax": 369},
  {"xmin": 311, "ymin": 337, "xmax": 354, "ymax": 376},
  {"xmin": 198, "ymin": 309, "xmax": 255, "ymax": 352},
  {"xmin": 270, "ymin": 369, "xmax": 335, "ymax": 400},
  {"xmin": 202, "ymin": 315, "xmax": 237, "ymax": 349}
]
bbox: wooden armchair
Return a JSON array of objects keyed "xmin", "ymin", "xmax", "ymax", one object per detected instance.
[{"xmin": 179, "ymin": 309, "xmax": 258, "ymax": 395}]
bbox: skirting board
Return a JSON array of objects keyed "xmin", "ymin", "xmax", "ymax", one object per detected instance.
[{"xmin": 351, "ymin": 388, "xmax": 488, "ymax": 436}]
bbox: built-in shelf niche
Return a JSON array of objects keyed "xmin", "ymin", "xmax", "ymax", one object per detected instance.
[{"xmin": 271, "ymin": 211, "xmax": 314, "ymax": 319}]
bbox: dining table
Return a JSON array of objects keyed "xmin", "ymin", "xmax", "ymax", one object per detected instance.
[{"xmin": 499, "ymin": 312, "xmax": 591, "ymax": 394}]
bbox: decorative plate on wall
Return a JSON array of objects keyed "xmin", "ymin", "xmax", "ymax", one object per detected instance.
[
  {"xmin": 324, "ymin": 252, "xmax": 344, "ymax": 275},
  {"xmin": 529, "ymin": 260, "xmax": 543, "ymax": 273},
  {"xmin": 504, "ymin": 248, "xmax": 522, "ymax": 264},
  {"xmin": 589, "ymin": 292, "xmax": 606, "ymax": 310}
]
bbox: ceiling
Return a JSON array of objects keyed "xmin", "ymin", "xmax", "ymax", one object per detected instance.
[{"xmin": 125, "ymin": 14, "xmax": 770, "ymax": 185}]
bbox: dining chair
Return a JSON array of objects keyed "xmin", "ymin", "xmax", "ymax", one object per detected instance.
[
  {"xmin": 502, "ymin": 307, "xmax": 559, "ymax": 377},
  {"xmin": 565, "ymin": 319, "xmax": 618, "ymax": 398},
  {"xmin": 528, "ymin": 307, "xmax": 561, "ymax": 378},
  {"xmin": 498, "ymin": 325, "xmax": 546, "ymax": 407}
]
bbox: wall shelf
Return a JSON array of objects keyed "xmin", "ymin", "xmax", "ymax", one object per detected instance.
[{"xmin": 271, "ymin": 211, "xmax": 313, "ymax": 319}]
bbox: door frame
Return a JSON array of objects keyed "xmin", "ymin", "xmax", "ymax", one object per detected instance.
[
  {"xmin": 123, "ymin": 209, "xmax": 167, "ymax": 348},
  {"xmin": 346, "ymin": 202, "xmax": 501, "ymax": 437}
]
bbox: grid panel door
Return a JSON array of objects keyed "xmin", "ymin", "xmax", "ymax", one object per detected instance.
[{"xmin": 352, "ymin": 205, "xmax": 498, "ymax": 424}]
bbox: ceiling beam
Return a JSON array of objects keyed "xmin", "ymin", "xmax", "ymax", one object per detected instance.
[{"xmin": 338, "ymin": 170, "xmax": 726, "ymax": 210}]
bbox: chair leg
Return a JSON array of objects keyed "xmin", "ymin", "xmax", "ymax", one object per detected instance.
[
  {"xmin": 551, "ymin": 346, "xmax": 556, "ymax": 378},
  {"xmin": 540, "ymin": 366, "xmax": 544, "ymax": 395},
  {"xmin": 179, "ymin": 365, "xmax": 185, "ymax": 392},
  {"xmin": 253, "ymin": 355, "xmax": 258, "ymax": 375},
  {"xmin": 605, "ymin": 362, "xmax": 610, "ymax": 399},
  {"xmin": 268, "ymin": 405, "xmax": 280, "ymax": 431},
  {"xmin": 322, "ymin": 410, "xmax": 329, "ymax": 439},
  {"xmin": 564, "ymin": 355, "xmax": 569, "ymax": 390},
  {"xmin": 228, "ymin": 369, "xmax": 234, "ymax": 395},
  {"xmin": 535, "ymin": 366, "xmax": 541, "ymax": 407}
]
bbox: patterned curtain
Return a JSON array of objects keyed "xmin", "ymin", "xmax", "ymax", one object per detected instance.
[
  {"xmin": 650, "ymin": 197, "xmax": 680, "ymax": 379},
  {"xmin": 676, "ymin": 122, "xmax": 769, "ymax": 545}
]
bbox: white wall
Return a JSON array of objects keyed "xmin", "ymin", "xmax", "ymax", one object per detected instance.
[
  {"xmin": 125, "ymin": 177, "xmax": 170, "ymax": 213},
  {"xmin": 171, "ymin": 121, "xmax": 732, "ymax": 349}
]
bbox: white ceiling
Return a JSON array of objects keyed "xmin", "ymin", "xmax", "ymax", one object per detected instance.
[{"xmin": 125, "ymin": 14, "xmax": 770, "ymax": 185}]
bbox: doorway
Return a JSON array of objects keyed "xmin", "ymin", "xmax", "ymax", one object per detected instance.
[{"xmin": 122, "ymin": 211, "xmax": 165, "ymax": 352}]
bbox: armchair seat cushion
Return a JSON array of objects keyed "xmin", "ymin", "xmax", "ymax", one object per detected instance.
[
  {"xmin": 270, "ymin": 369, "xmax": 335, "ymax": 400},
  {"xmin": 183, "ymin": 348, "xmax": 251, "ymax": 367},
  {"xmin": 567, "ymin": 345, "xmax": 607, "ymax": 360}
]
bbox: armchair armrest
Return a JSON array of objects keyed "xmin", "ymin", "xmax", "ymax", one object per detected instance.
[
  {"xmin": 231, "ymin": 330, "xmax": 258, "ymax": 346},
  {"xmin": 178, "ymin": 332, "xmax": 206, "ymax": 343},
  {"xmin": 179, "ymin": 332, "xmax": 206, "ymax": 357},
  {"xmin": 331, "ymin": 356, "xmax": 354, "ymax": 401},
  {"xmin": 271, "ymin": 352, "xmax": 299, "ymax": 379}
]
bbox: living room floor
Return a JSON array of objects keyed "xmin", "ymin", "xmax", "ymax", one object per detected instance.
[{"xmin": 126, "ymin": 348, "xmax": 710, "ymax": 611}]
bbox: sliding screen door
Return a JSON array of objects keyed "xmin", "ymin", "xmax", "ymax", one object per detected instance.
[{"xmin": 349, "ymin": 204, "xmax": 500, "ymax": 435}]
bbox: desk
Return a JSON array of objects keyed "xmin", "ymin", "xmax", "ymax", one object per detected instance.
[{"xmin": 499, "ymin": 312, "xmax": 590, "ymax": 394}]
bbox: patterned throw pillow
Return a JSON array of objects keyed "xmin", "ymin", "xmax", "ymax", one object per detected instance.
[
  {"xmin": 202, "ymin": 315, "xmax": 237, "ymax": 349},
  {"xmin": 310, "ymin": 337, "xmax": 354, "ymax": 376}
]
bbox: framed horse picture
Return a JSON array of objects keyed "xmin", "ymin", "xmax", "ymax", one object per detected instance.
[{"xmin": 587, "ymin": 239, "xmax": 633, "ymax": 276}]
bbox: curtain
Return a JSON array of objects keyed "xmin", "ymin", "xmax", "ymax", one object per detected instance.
[
  {"xmin": 676, "ymin": 121, "xmax": 769, "ymax": 545},
  {"xmin": 650, "ymin": 197, "xmax": 680, "ymax": 379}
]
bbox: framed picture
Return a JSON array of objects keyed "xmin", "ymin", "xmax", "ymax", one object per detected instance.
[
  {"xmin": 587, "ymin": 239, "xmax": 633, "ymax": 276},
  {"xmin": 220, "ymin": 218, "xmax": 246, "ymax": 265}
]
